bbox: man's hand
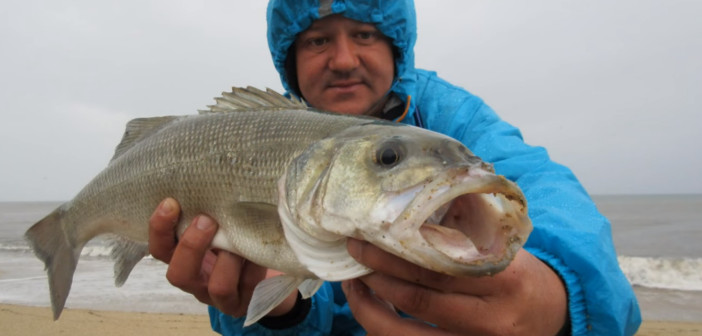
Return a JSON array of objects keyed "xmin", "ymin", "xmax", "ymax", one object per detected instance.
[
  {"xmin": 342, "ymin": 239, "xmax": 568, "ymax": 336},
  {"xmin": 148, "ymin": 198, "xmax": 297, "ymax": 317}
]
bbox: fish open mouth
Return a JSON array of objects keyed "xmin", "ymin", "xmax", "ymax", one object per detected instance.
[
  {"xmin": 420, "ymin": 193, "xmax": 520, "ymax": 261},
  {"xmin": 385, "ymin": 171, "xmax": 531, "ymax": 276}
]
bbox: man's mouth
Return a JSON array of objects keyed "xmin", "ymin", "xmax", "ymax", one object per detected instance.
[{"xmin": 328, "ymin": 81, "xmax": 364, "ymax": 93}]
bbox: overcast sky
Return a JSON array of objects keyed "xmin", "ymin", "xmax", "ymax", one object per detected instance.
[{"xmin": 1, "ymin": 0, "xmax": 700, "ymax": 202}]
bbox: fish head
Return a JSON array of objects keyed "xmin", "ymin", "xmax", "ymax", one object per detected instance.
[{"xmin": 281, "ymin": 122, "xmax": 532, "ymax": 277}]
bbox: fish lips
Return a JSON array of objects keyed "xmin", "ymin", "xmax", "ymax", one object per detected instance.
[{"xmin": 365, "ymin": 166, "xmax": 532, "ymax": 277}]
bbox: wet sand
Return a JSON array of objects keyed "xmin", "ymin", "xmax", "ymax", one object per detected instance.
[{"xmin": 1, "ymin": 304, "xmax": 700, "ymax": 335}]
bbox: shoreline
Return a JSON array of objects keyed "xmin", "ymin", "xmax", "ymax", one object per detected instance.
[{"xmin": 1, "ymin": 304, "xmax": 701, "ymax": 335}]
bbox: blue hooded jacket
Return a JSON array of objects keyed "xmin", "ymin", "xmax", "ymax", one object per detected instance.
[{"xmin": 209, "ymin": 1, "xmax": 641, "ymax": 335}]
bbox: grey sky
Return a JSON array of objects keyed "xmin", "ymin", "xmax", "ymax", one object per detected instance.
[{"xmin": 1, "ymin": 0, "xmax": 700, "ymax": 201}]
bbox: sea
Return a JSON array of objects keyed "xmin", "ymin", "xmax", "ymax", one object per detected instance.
[{"xmin": 1, "ymin": 195, "xmax": 701, "ymax": 322}]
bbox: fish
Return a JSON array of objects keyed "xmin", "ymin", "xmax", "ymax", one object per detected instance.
[{"xmin": 25, "ymin": 86, "xmax": 532, "ymax": 326}]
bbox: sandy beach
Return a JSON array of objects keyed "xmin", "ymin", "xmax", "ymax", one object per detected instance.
[
  {"xmin": 0, "ymin": 304, "xmax": 699, "ymax": 336},
  {"xmin": 0, "ymin": 304, "xmax": 216, "ymax": 336}
]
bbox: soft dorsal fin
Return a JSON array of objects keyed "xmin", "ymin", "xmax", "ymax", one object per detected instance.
[
  {"xmin": 111, "ymin": 116, "xmax": 180, "ymax": 161},
  {"xmin": 199, "ymin": 86, "xmax": 307, "ymax": 114}
]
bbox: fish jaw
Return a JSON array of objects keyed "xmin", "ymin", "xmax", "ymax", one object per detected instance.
[{"xmin": 360, "ymin": 166, "xmax": 532, "ymax": 277}]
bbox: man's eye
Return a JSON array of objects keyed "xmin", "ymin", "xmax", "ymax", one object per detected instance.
[
  {"xmin": 309, "ymin": 38, "xmax": 327, "ymax": 46},
  {"xmin": 356, "ymin": 31, "xmax": 376, "ymax": 40}
]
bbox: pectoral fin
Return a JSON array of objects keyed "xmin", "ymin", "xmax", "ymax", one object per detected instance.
[
  {"xmin": 244, "ymin": 275, "xmax": 326, "ymax": 327},
  {"xmin": 298, "ymin": 278, "xmax": 324, "ymax": 299},
  {"xmin": 244, "ymin": 275, "xmax": 303, "ymax": 327}
]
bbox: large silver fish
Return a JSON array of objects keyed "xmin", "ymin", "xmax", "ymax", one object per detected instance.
[{"xmin": 25, "ymin": 87, "xmax": 532, "ymax": 326}]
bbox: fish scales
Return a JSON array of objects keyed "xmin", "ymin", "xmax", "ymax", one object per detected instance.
[
  {"xmin": 65, "ymin": 109, "xmax": 365, "ymax": 270},
  {"xmin": 26, "ymin": 87, "xmax": 532, "ymax": 325}
]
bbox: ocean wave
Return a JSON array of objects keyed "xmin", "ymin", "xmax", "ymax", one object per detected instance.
[
  {"xmin": 0, "ymin": 244, "xmax": 31, "ymax": 252},
  {"xmin": 0, "ymin": 243, "xmax": 153, "ymax": 259},
  {"xmin": 2, "ymin": 243, "xmax": 699, "ymax": 291},
  {"xmin": 618, "ymin": 256, "xmax": 702, "ymax": 291}
]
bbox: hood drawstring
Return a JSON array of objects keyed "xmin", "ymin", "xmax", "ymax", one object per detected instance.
[{"xmin": 395, "ymin": 95, "xmax": 411, "ymax": 123}]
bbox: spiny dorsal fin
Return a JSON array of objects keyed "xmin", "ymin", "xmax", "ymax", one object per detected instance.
[
  {"xmin": 199, "ymin": 86, "xmax": 307, "ymax": 114},
  {"xmin": 111, "ymin": 116, "xmax": 180, "ymax": 161}
]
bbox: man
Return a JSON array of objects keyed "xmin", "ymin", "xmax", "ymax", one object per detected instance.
[{"xmin": 149, "ymin": 1, "xmax": 641, "ymax": 335}]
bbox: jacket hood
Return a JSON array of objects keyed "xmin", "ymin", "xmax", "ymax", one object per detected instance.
[{"xmin": 266, "ymin": 0, "xmax": 418, "ymax": 116}]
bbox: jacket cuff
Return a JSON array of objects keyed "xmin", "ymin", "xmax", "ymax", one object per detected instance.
[{"xmin": 527, "ymin": 247, "xmax": 588, "ymax": 336}]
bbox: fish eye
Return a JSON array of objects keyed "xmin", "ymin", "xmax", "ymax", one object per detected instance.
[{"xmin": 375, "ymin": 142, "xmax": 404, "ymax": 168}]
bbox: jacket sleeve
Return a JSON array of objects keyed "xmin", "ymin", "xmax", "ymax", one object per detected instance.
[
  {"xmin": 415, "ymin": 72, "xmax": 641, "ymax": 335},
  {"xmin": 207, "ymin": 282, "xmax": 364, "ymax": 335}
]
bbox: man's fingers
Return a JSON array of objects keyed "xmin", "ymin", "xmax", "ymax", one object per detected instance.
[
  {"xmin": 358, "ymin": 272, "xmax": 492, "ymax": 333},
  {"xmin": 342, "ymin": 279, "xmax": 447, "ymax": 336},
  {"xmin": 166, "ymin": 215, "xmax": 218, "ymax": 302},
  {"xmin": 208, "ymin": 251, "xmax": 250, "ymax": 316},
  {"xmin": 346, "ymin": 239, "xmax": 465, "ymax": 291},
  {"xmin": 148, "ymin": 198, "xmax": 181, "ymax": 263},
  {"xmin": 347, "ymin": 238, "xmax": 519, "ymax": 295}
]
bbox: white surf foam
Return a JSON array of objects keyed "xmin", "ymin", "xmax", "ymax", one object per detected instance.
[
  {"xmin": 0, "ymin": 243, "xmax": 152, "ymax": 259},
  {"xmin": 618, "ymin": 256, "xmax": 702, "ymax": 291},
  {"xmin": 3, "ymin": 243, "xmax": 699, "ymax": 291}
]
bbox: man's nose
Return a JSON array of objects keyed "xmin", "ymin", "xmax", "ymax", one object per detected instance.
[{"xmin": 328, "ymin": 36, "xmax": 359, "ymax": 72}]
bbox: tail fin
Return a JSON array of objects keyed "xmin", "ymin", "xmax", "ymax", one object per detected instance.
[{"xmin": 24, "ymin": 206, "xmax": 82, "ymax": 320}]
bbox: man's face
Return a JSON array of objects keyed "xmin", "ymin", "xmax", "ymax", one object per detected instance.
[{"xmin": 294, "ymin": 15, "xmax": 395, "ymax": 116}]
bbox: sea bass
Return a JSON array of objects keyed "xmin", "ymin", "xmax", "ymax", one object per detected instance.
[{"xmin": 26, "ymin": 87, "xmax": 532, "ymax": 326}]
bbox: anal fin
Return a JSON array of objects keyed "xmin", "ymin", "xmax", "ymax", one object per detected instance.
[{"xmin": 108, "ymin": 236, "xmax": 149, "ymax": 286}]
